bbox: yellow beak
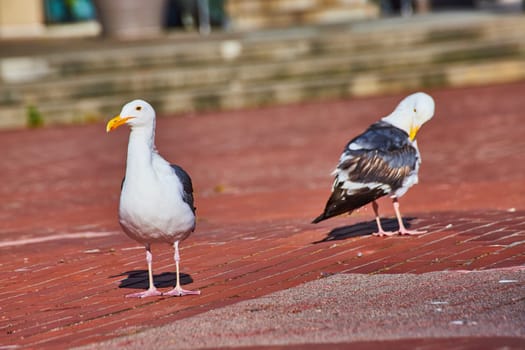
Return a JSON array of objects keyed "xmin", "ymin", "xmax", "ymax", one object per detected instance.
[
  {"xmin": 409, "ymin": 125, "xmax": 420, "ymax": 141},
  {"xmin": 106, "ymin": 115, "xmax": 134, "ymax": 132}
]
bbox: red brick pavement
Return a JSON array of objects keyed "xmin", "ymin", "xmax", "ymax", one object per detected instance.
[{"xmin": 1, "ymin": 82, "xmax": 524, "ymax": 348}]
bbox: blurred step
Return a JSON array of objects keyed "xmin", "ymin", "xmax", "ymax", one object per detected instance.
[
  {"xmin": 1, "ymin": 37, "xmax": 523, "ymax": 105},
  {"xmin": 2, "ymin": 14, "xmax": 524, "ymax": 81},
  {"xmin": 3, "ymin": 58, "xmax": 525, "ymax": 129},
  {"xmin": 1, "ymin": 12, "xmax": 525, "ymax": 129}
]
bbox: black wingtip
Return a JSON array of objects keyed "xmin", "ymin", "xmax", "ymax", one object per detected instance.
[{"xmin": 311, "ymin": 214, "xmax": 326, "ymax": 224}]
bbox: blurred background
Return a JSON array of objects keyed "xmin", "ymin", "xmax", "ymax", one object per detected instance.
[{"xmin": 0, "ymin": 0, "xmax": 524, "ymax": 129}]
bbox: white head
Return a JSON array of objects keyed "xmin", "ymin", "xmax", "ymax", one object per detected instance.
[
  {"xmin": 106, "ymin": 99, "xmax": 156, "ymax": 132},
  {"xmin": 382, "ymin": 92, "xmax": 435, "ymax": 140}
]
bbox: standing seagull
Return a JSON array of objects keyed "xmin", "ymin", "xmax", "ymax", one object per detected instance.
[
  {"xmin": 312, "ymin": 92, "xmax": 435, "ymax": 236},
  {"xmin": 106, "ymin": 99, "xmax": 200, "ymax": 297}
]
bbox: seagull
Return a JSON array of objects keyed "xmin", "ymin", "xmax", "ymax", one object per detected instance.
[
  {"xmin": 106, "ymin": 99, "xmax": 200, "ymax": 297},
  {"xmin": 312, "ymin": 92, "xmax": 435, "ymax": 236}
]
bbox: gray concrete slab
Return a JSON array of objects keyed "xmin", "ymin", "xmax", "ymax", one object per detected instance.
[{"xmin": 78, "ymin": 268, "xmax": 524, "ymax": 349}]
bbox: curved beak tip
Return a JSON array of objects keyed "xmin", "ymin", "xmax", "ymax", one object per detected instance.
[{"xmin": 106, "ymin": 115, "xmax": 132, "ymax": 133}]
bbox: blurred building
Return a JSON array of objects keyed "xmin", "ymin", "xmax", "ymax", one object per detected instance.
[
  {"xmin": 0, "ymin": 0, "xmax": 382, "ymax": 39},
  {"xmin": 0, "ymin": 0, "xmax": 99, "ymax": 39},
  {"xmin": 2, "ymin": 0, "xmax": 524, "ymax": 40},
  {"xmin": 0, "ymin": 0, "xmax": 46, "ymax": 38}
]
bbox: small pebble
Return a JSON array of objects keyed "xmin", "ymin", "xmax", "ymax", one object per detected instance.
[
  {"xmin": 450, "ymin": 319, "xmax": 477, "ymax": 326},
  {"xmin": 214, "ymin": 184, "xmax": 226, "ymax": 193}
]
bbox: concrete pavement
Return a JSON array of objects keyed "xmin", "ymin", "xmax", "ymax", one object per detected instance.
[{"xmin": 78, "ymin": 269, "xmax": 524, "ymax": 349}]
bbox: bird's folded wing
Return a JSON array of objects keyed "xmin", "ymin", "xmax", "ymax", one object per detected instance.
[
  {"xmin": 170, "ymin": 164, "xmax": 196, "ymax": 213},
  {"xmin": 336, "ymin": 121, "xmax": 418, "ymax": 192},
  {"xmin": 317, "ymin": 123, "xmax": 419, "ymax": 220}
]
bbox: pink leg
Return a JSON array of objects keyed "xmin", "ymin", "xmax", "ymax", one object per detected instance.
[
  {"xmin": 371, "ymin": 201, "xmax": 396, "ymax": 237},
  {"xmin": 126, "ymin": 245, "xmax": 162, "ymax": 298},
  {"xmin": 163, "ymin": 241, "xmax": 200, "ymax": 297},
  {"xmin": 392, "ymin": 197, "xmax": 426, "ymax": 235}
]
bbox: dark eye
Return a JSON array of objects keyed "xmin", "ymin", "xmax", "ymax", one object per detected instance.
[
  {"xmin": 136, "ymin": 106, "xmax": 142, "ymax": 111},
  {"xmin": 413, "ymin": 108, "xmax": 417, "ymax": 112}
]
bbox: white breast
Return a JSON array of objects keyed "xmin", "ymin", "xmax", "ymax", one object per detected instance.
[{"xmin": 119, "ymin": 156, "xmax": 195, "ymax": 244}]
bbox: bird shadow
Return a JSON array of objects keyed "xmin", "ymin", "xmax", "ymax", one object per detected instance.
[
  {"xmin": 111, "ymin": 270, "xmax": 194, "ymax": 290},
  {"xmin": 314, "ymin": 217, "xmax": 416, "ymax": 244}
]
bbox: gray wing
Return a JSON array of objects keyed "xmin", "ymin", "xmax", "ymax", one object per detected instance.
[
  {"xmin": 170, "ymin": 164, "xmax": 196, "ymax": 214},
  {"xmin": 313, "ymin": 122, "xmax": 418, "ymax": 223},
  {"xmin": 339, "ymin": 121, "xmax": 418, "ymax": 190}
]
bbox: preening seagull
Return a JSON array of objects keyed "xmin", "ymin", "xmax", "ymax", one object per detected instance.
[
  {"xmin": 106, "ymin": 99, "xmax": 200, "ymax": 297},
  {"xmin": 312, "ymin": 92, "xmax": 435, "ymax": 236}
]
